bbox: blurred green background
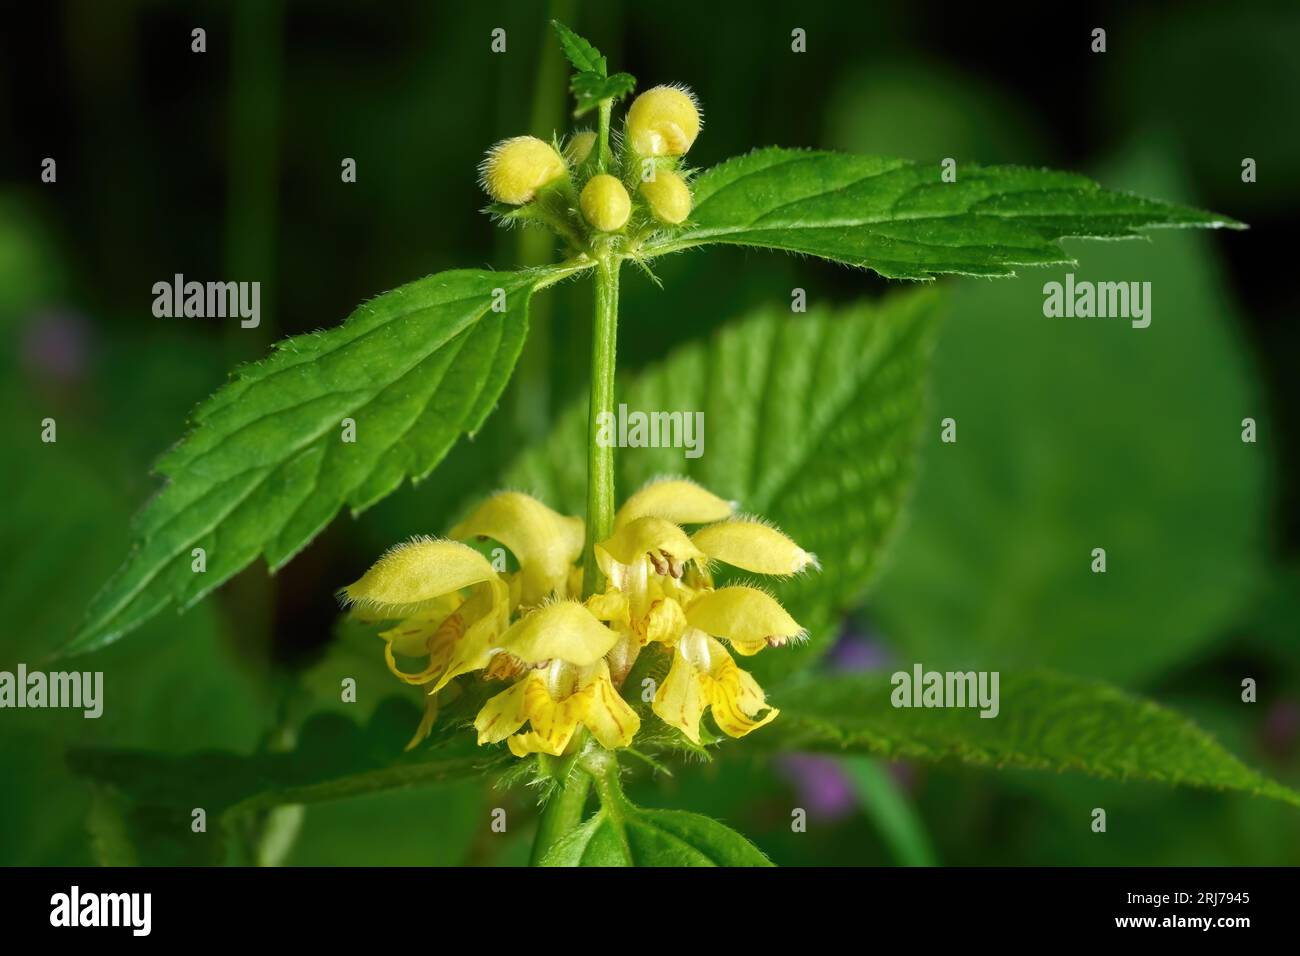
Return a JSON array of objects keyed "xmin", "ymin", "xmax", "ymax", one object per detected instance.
[{"xmin": 1, "ymin": 0, "xmax": 1297, "ymax": 865}]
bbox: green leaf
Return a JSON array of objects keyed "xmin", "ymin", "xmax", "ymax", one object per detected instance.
[
  {"xmin": 870, "ymin": 150, "xmax": 1271, "ymax": 683},
  {"xmin": 541, "ymin": 774, "xmax": 772, "ymax": 867},
  {"xmin": 551, "ymin": 20, "xmax": 607, "ymax": 77},
  {"xmin": 641, "ymin": 148, "xmax": 1243, "ymax": 279},
  {"xmin": 763, "ymin": 672, "xmax": 1300, "ymax": 808},
  {"xmin": 541, "ymin": 807, "xmax": 773, "ymax": 866},
  {"xmin": 71, "ymin": 266, "xmax": 567, "ymax": 656},
  {"xmin": 570, "ymin": 71, "xmax": 636, "ymax": 116},
  {"xmin": 68, "ymin": 698, "xmax": 508, "ymax": 817},
  {"xmin": 506, "ymin": 288, "xmax": 941, "ymax": 682},
  {"xmin": 549, "ymin": 21, "xmax": 635, "ymax": 116}
]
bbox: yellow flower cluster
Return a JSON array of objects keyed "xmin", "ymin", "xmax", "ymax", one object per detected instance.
[
  {"xmin": 341, "ymin": 479, "xmax": 817, "ymax": 757},
  {"xmin": 478, "ymin": 86, "xmax": 703, "ymax": 240}
]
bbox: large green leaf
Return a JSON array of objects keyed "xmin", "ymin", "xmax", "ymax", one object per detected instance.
[
  {"xmin": 641, "ymin": 148, "xmax": 1242, "ymax": 279},
  {"xmin": 71, "ymin": 266, "xmax": 571, "ymax": 656},
  {"xmin": 506, "ymin": 288, "xmax": 940, "ymax": 682},
  {"xmin": 762, "ymin": 672, "xmax": 1300, "ymax": 808},
  {"xmin": 870, "ymin": 151, "xmax": 1270, "ymax": 683}
]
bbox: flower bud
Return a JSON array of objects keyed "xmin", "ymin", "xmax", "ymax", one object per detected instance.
[
  {"xmin": 639, "ymin": 169, "xmax": 692, "ymax": 224},
  {"xmin": 626, "ymin": 85, "xmax": 701, "ymax": 157},
  {"xmin": 579, "ymin": 174, "xmax": 631, "ymax": 232},
  {"xmin": 480, "ymin": 136, "xmax": 567, "ymax": 205},
  {"xmin": 564, "ymin": 130, "xmax": 597, "ymax": 166}
]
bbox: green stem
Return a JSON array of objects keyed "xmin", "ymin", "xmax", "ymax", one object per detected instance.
[
  {"xmin": 588, "ymin": 753, "xmax": 625, "ymax": 816},
  {"xmin": 596, "ymin": 98, "xmax": 613, "ymax": 171},
  {"xmin": 581, "ymin": 257, "xmax": 620, "ymax": 598},
  {"xmin": 529, "ymin": 765, "xmax": 592, "ymax": 865}
]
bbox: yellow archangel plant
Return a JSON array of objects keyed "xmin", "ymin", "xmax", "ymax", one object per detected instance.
[{"xmin": 341, "ymin": 479, "xmax": 818, "ymax": 757}]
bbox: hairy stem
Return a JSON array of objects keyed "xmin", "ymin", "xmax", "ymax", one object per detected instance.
[
  {"xmin": 529, "ymin": 762, "xmax": 592, "ymax": 865},
  {"xmin": 581, "ymin": 257, "xmax": 620, "ymax": 598},
  {"xmin": 597, "ymin": 98, "xmax": 613, "ymax": 171},
  {"xmin": 528, "ymin": 258, "xmax": 619, "ymax": 864}
]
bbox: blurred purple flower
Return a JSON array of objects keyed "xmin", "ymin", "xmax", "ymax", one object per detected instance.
[
  {"xmin": 20, "ymin": 309, "xmax": 92, "ymax": 383},
  {"xmin": 827, "ymin": 618, "xmax": 891, "ymax": 672},
  {"xmin": 1262, "ymin": 698, "xmax": 1300, "ymax": 758},
  {"xmin": 777, "ymin": 753, "xmax": 856, "ymax": 822},
  {"xmin": 777, "ymin": 618, "xmax": 914, "ymax": 821}
]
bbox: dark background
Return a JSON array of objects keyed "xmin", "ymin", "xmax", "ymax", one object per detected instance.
[{"xmin": 1, "ymin": 0, "xmax": 1297, "ymax": 865}]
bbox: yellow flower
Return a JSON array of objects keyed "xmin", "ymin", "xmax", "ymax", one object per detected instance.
[
  {"xmin": 349, "ymin": 480, "xmax": 816, "ymax": 756},
  {"xmin": 626, "ymin": 85, "xmax": 702, "ymax": 157},
  {"xmin": 653, "ymin": 630, "xmax": 778, "ymax": 744},
  {"xmin": 640, "ymin": 169, "xmax": 692, "ymax": 224},
  {"xmin": 579, "ymin": 174, "xmax": 632, "ymax": 232},
  {"xmin": 591, "ymin": 479, "xmax": 816, "ymax": 744},
  {"xmin": 340, "ymin": 537, "xmax": 510, "ymax": 748},
  {"xmin": 474, "ymin": 603, "xmax": 638, "ymax": 756},
  {"xmin": 480, "ymin": 136, "xmax": 568, "ymax": 204}
]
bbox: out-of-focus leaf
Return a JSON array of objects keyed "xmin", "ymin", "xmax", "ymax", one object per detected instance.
[
  {"xmin": 69, "ymin": 698, "xmax": 508, "ymax": 815},
  {"xmin": 1106, "ymin": 4, "xmax": 1300, "ymax": 211},
  {"xmin": 761, "ymin": 672, "xmax": 1300, "ymax": 808},
  {"xmin": 0, "ymin": 196, "xmax": 67, "ymax": 324},
  {"xmin": 825, "ymin": 60, "xmax": 1049, "ymax": 165},
  {"xmin": 506, "ymin": 289, "xmax": 941, "ymax": 682},
  {"xmin": 641, "ymin": 148, "xmax": 1242, "ymax": 279},
  {"xmin": 67, "ymin": 697, "xmax": 511, "ymax": 864},
  {"xmin": 871, "ymin": 150, "xmax": 1270, "ymax": 682},
  {"xmin": 842, "ymin": 756, "xmax": 938, "ymax": 866},
  {"xmin": 0, "ymin": 367, "xmax": 267, "ymax": 864}
]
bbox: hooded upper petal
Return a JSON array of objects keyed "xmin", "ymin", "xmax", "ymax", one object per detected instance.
[
  {"xmin": 497, "ymin": 601, "xmax": 620, "ymax": 666},
  {"xmin": 615, "ymin": 477, "xmax": 733, "ymax": 530},
  {"xmin": 342, "ymin": 537, "xmax": 499, "ymax": 617},
  {"xmin": 450, "ymin": 491, "xmax": 584, "ymax": 606},
  {"xmin": 692, "ymin": 519, "xmax": 818, "ymax": 577},
  {"xmin": 685, "ymin": 586, "xmax": 803, "ymax": 655},
  {"xmin": 597, "ymin": 515, "xmax": 704, "ymax": 571}
]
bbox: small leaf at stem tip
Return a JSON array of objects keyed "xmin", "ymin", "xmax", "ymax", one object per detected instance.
[
  {"xmin": 571, "ymin": 72, "xmax": 637, "ymax": 116},
  {"xmin": 551, "ymin": 19, "xmax": 608, "ymax": 77}
]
